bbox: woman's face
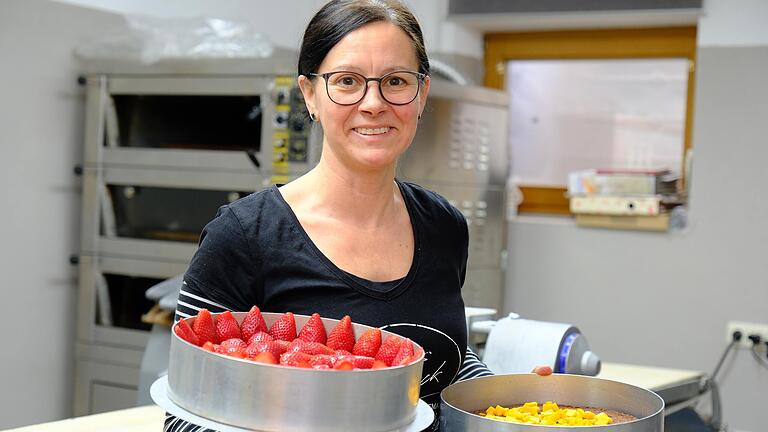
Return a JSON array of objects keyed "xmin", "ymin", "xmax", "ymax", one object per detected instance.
[{"xmin": 299, "ymin": 21, "xmax": 429, "ymax": 173}]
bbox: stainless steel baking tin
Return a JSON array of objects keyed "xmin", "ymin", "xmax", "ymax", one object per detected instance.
[
  {"xmin": 440, "ymin": 374, "xmax": 664, "ymax": 432},
  {"xmin": 169, "ymin": 312, "xmax": 424, "ymax": 432}
]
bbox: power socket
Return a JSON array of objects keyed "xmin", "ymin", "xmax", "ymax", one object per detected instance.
[{"xmin": 726, "ymin": 321, "xmax": 768, "ymax": 349}]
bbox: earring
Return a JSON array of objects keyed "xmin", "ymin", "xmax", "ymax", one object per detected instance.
[
  {"xmin": 310, "ymin": 112, "xmax": 318, "ymax": 122},
  {"xmin": 417, "ymin": 114, "xmax": 421, "ymax": 120}
]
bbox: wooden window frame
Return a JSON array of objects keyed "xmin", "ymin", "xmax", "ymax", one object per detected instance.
[{"xmin": 484, "ymin": 27, "xmax": 697, "ymax": 215}]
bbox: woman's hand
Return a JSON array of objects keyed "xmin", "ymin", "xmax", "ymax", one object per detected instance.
[{"xmin": 532, "ymin": 365, "xmax": 553, "ymax": 376}]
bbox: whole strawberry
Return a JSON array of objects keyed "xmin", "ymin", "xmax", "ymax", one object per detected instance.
[
  {"xmin": 192, "ymin": 309, "xmax": 219, "ymax": 345},
  {"xmin": 392, "ymin": 338, "xmax": 415, "ymax": 366},
  {"xmin": 216, "ymin": 311, "xmax": 242, "ymax": 342},
  {"xmin": 269, "ymin": 312, "xmax": 297, "ymax": 341},
  {"xmin": 352, "ymin": 328, "xmax": 381, "ymax": 357},
  {"xmin": 246, "ymin": 331, "xmax": 274, "ymax": 345},
  {"xmin": 174, "ymin": 319, "xmax": 201, "ymax": 346},
  {"xmin": 240, "ymin": 305, "xmax": 268, "ymax": 343},
  {"xmin": 326, "ymin": 315, "xmax": 355, "ymax": 352},
  {"xmin": 297, "ymin": 313, "xmax": 327, "ymax": 344},
  {"xmin": 245, "ymin": 340, "xmax": 286, "ymax": 359},
  {"xmin": 216, "ymin": 338, "xmax": 247, "ymax": 358},
  {"xmin": 287, "ymin": 339, "xmax": 334, "ymax": 356},
  {"xmin": 375, "ymin": 335, "xmax": 403, "ymax": 366}
]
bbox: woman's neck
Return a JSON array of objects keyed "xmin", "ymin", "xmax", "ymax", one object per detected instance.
[{"xmin": 308, "ymin": 157, "xmax": 399, "ymax": 227}]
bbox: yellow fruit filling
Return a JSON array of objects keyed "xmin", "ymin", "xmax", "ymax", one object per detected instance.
[{"xmin": 479, "ymin": 401, "xmax": 614, "ymax": 426}]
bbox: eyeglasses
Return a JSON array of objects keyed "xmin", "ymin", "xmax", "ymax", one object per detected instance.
[{"xmin": 307, "ymin": 70, "xmax": 426, "ymax": 106}]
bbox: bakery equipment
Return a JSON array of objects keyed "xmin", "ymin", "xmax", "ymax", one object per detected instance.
[
  {"xmin": 75, "ymin": 48, "xmax": 509, "ymax": 413},
  {"xmin": 479, "ymin": 313, "xmax": 601, "ymax": 376},
  {"xmin": 164, "ymin": 312, "xmax": 427, "ymax": 432},
  {"xmin": 441, "ymin": 374, "xmax": 664, "ymax": 432}
]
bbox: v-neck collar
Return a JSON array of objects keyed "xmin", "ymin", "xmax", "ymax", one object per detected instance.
[{"xmin": 271, "ymin": 178, "xmax": 421, "ymax": 300}]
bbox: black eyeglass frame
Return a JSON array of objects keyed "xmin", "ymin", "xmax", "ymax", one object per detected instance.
[{"xmin": 306, "ymin": 70, "xmax": 427, "ymax": 106}]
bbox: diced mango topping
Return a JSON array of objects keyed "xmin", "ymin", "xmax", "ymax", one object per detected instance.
[{"xmin": 478, "ymin": 401, "xmax": 614, "ymax": 426}]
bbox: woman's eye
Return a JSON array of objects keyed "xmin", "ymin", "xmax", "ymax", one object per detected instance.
[
  {"xmin": 387, "ymin": 77, "xmax": 404, "ymax": 86},
  {"xmin": 335, "ymin": 75, "xmax": 360, "ymax": 87}
]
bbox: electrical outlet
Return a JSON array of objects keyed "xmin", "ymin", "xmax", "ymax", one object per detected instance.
[{"xmin": 726, "ymin": 321, "xmax": 768, "ymax": 348}]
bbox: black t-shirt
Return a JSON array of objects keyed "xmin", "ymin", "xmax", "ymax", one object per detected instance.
[{"xmin": 177, "ymin": 179, "xmax": 469, "ymax": 428}]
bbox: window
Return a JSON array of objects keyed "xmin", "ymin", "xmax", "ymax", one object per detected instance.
[{"xmin": 484, "ymin": 27, "xmax": 697, "ymax": 214}]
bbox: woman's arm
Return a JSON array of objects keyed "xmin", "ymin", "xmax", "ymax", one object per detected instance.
[{"xmin": 454, "ymin": 346, "xmax": 494, "ymax": 382}]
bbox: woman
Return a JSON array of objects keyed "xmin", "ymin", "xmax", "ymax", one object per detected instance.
[{"xmin": 167, "ymin": 1, "xmax": 547, "ymax": 431}]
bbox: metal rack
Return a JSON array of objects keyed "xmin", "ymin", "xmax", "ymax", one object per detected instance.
[{"xmin": 73, "ymin": 55, "xmax": 509, "ymax": 414}]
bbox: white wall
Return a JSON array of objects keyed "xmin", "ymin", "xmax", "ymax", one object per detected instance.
[
  {"xmin": 504, "ymin": 1, "xmax": 768, "ymax": 431},
  {"xmin": 0, "ymin": 0, "xmax": 124, "ymax": 428}
]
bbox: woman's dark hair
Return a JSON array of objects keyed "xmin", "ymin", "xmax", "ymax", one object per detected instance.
[{"xmin": 298, "ymin": 0, "xmax": 430, "ymax": 77}]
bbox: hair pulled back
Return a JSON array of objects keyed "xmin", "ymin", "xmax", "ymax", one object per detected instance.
[{"xmin": 298, "ymin": 0, "xmax": 429, "ymax": 77}]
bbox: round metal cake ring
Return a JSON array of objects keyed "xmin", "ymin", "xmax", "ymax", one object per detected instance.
[{"xmin": 151, "ymin": 376, "xmax": 435, "ymax": 432}]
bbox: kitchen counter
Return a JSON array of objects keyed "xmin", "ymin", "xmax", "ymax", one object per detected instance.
[
  {"xmin": 4, "ymin": 362, "xmax": 705, "ymax": 431},
  {"xmin": 3, "ymin": 405, "xmax": 165, "ymax": 432}
]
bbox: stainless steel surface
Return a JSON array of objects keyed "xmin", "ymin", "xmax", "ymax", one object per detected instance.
[
  {"xmin": 169, "ymin": 312, "xmax": 425, "ymax": 432},
  {"xmin": 441, "ymin": 374, "xmax": 664, "ymax": 432},
  {"xmin": 153, "ymin": 376, "xmax": 435, "ymax": 432}
]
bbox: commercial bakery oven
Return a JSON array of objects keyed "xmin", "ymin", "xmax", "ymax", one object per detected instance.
[{"xmin": 74, "ymin": 54, "xmax": 509, "ymax": 415}]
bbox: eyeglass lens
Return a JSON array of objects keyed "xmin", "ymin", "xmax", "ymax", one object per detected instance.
[{"xmin": 325, "ymin": 71, "xmax": 421, "ymax": 105}]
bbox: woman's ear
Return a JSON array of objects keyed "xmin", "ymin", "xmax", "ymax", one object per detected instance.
[{"xmin": 297, "ymin": 75, "xmax": 317, "ymax": 119}]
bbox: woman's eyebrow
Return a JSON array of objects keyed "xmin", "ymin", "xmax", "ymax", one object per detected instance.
[{"xmin": 325, "ymin": 65, "xmax": 416, "ymax": 75}]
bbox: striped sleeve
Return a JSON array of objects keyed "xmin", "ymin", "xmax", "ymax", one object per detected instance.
[
  {"xmin": 166, "ymin": 281, "xmax": 228, "ymax": 432},
  {"xmin": 174, "ymin": 280, "xmax": 229, "ymax": 321},
  {"xmin": 454, "ymin": 346, "xmax": 494, "ymax": 382}
]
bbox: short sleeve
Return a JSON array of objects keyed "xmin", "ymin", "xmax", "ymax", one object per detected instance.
[{"xmin": 182, "ymin": 205, "xmax": 261, "ymax": 313}]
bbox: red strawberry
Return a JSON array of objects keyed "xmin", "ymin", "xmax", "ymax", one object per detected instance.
[
  {"xmin": 287, "ymin": 338, "xmax": 310, "ymax": 353},
  {"xmin": 335, "ymin": 355, "xmax": 375, "ymax": 369},
  {"xmin": 372, "ymin": 359, "xmax": 388, "ymax": 369},
  {"xmin": 201, "ymin": 341, "xmax": 217, "ymax": 352},
  {"xmin": 392, "ymin": 338, "xmax": 415, "ymax": 366},
  {"xmin": 287, "ymin": 339, "xmax": 334, "ymax": 355},
  {"xmin": 246, "ymin": 340, "xmax": 286, "ymax": 359},
  {"xmin": 192, "ymin": 309, "xmax": 219, "ymax": 344},
  {"xmin": 297, "ymin": 313, "xmax": 327, "ymax": 344},
  {"xmin": 251, "ymin": 351, "xmax": 277, "ymax": 365},
  {"xmin": 240, "ymin": 306, "xmax": 268, "ymax": 342},
  {"xmin": 274, "ymin": 339, "xmax": 291, "ymax": 352},
  {"xmin": 309, "ymin": 354, "xmax": 335, "ymax": 368},
  {"xmin": 375, "ymin": 335, "xmax": 403, "ymax": 366},
  {"xmin": 334, "ymin": 349, "xmax": 352, "ymax": 356},
  {"xmin": 216, "ymin": 311, "xmax": 242, "ymax": 342},
  {"xmin": 269, "ymin": 312, "xmax": 297, "ymax": 341},
  {"xmin": 352, "ymin": 328, "xmax": 381, "ymax": 357},
  {"xmin": 280, "ymin": 351, "xmax": 312, "ymax": 368},
  {"xmin": 216, "ymin": 338, "xmax": 247, "ymax": 358},
  {"xmin": 334, "ymin": 360, "xmax": 354, "ymax": 370},
  {"xmin": 305, "ymin": 342, "xmax": 335, "ymax": 356},
  {"xmin": 326, "ymin": 315, "xmax": 355, "ymax": 352},
  {"xmin": 414, "ymin": 345, "xmax": 424, "ymax": 358},
  {"xmin": 312, "ymin": 364, "xmax": 331, "ymax": 370},
  {"xmin": 247, "ymin": 331, "xmax": 274, "ymax": 345},
  {"xmin": 174, "ymin": 319, "xmax": 201, "ymax": 346}
]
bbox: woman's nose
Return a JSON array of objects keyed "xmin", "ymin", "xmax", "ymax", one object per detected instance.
[{"xmin": 358, "ymin": 81, "xmax": 387, "ymax": 114}]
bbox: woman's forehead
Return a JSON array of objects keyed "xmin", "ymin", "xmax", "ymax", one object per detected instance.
[{"xmin": 319, "ymin": 22, "xmax": 419, "ymax": 73}]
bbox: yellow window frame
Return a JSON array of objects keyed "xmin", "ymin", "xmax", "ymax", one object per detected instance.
[{"xmin": 484, "ymin": 27, "xmax": 697, "ymax": 215}]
